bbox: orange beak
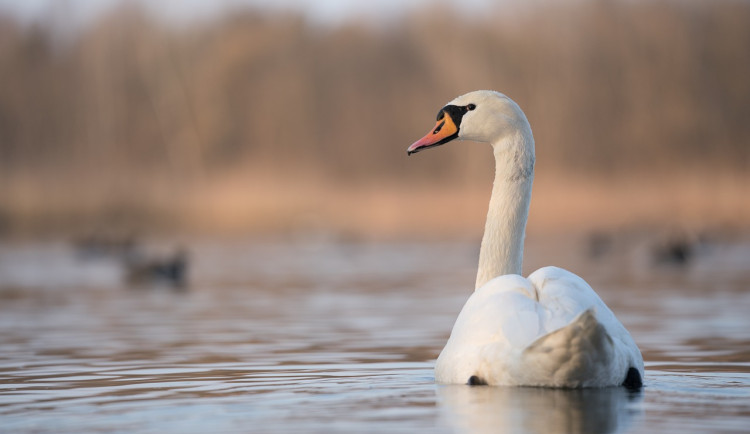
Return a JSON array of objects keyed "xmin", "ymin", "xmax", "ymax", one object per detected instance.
[{"xmin": 407, "ymin": 110, "xmax": 459, "ymax": 155}]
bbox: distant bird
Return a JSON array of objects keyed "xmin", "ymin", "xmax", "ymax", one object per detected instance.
[
  {"xmin": 124, "ymin": 246, "xmax": 189, "ymax": 289},
  {"xmin": 652, "ymin": 233, "xmax": 695, "ymax": 267},
  {"xmin": 408, "ymin": 90, "xmax": 643, "ymax": 388}
]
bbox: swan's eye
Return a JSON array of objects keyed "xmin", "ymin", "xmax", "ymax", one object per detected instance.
[{"xmin": 467, "ymin": 104, "xmax": 476, "ymax": 111}]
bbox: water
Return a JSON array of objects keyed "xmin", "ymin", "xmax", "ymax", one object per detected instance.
[{"xmin": 1, "ymin": 238, "xmax": 749, "ymax": 433}]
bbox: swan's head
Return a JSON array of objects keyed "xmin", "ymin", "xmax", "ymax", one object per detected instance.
[{"xmin": 407, "ymin": 90, "xmax": 531, "ymax": 155}]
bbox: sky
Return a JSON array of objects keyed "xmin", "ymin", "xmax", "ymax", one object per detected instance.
[{"xmin": 0, "ymin": 0, "xmax": 499, "ymax": 28}]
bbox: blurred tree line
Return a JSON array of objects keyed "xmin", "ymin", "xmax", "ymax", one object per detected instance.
[{"xmin": 0, "ymin": 0, "xmax": 748, "ymax": 235}]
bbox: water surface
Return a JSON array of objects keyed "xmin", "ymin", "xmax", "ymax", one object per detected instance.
[{"xmin": 1, "ymin": 238, "xmax": 749, "ymax": 433}]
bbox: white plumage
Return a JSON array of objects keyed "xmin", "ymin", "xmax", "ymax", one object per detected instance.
[{"xmin": 408, "ymin": 90, "xmax": 643, "ymax": 387}]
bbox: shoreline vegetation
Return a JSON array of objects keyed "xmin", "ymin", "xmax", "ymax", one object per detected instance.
[
  {"xmin": 1, "ymin": 1, "xmax": 748, "ymax": 239},
  {"xmin": 2, "ymin": 167, "xmax": 747, "ymax": 240}
]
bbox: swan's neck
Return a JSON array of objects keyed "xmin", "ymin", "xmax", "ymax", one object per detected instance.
[{"xmin": 475, "ymin": 130, "xmax": 535, "ymax": 289}]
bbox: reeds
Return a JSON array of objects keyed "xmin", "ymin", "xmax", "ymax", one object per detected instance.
[{"xmin": 0, "ymin": 1, "xmax": 748, "ymax": 238}]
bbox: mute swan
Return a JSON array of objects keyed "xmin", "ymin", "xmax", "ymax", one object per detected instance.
[{"xmin": 408, "ymin": 90, "xmax": 643, "ymax": 388}]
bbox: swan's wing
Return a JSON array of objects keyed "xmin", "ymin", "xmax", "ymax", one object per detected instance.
[
  {"xmin": 517, "ymin": 308, "xmax": 617, "ymax": 387},
  {"xmin": 527, "ymin": 266, "xmax": 644, "ymax": 379},
  {"xmin": 449, "ymin": 274, "xmax": 542, "ymax": 349},
  {"xmin": 435, "ymin": 275, "xmax": 544, "ymax": 384},
  {"xmin": 527, "ymin": 266, "xmax": 615, "ymax": 334}
]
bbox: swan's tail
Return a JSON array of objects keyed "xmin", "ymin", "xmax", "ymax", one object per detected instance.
[{"xmin": 519, "ymin": 308, "xmax": 616, "ymax": 388}]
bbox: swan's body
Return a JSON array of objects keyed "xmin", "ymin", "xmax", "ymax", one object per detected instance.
[{"xmin": 408, "ymin": 90, "xmax": 643, "ymax": 388}]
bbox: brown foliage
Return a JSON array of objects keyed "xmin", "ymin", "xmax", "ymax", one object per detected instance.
[{"xmin": 0, "ymin": 1, "xmax": 748, "ymax": 236}]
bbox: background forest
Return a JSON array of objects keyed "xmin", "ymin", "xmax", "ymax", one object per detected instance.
[{"xmin": 0, "ymin": 0, "xmax": 748, "ymax": 239}]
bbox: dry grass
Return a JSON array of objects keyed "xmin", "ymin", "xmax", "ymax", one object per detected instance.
[
  {"xmin": 3, "ymin": 165, "xmax": 745, "ymax": 240},
  {"xmin": 0, "ymin": 1, "xmax": 748, "ymax": 239}
]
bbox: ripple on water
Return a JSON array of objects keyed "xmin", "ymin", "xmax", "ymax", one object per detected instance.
[{"xmin": 0, "ymin": 240, "xmax": 749, "ymax": 433}]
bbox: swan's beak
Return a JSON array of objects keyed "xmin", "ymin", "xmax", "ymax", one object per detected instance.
[{"xmin": 407, "ymin": 110, "xmax": 459, "ymax": 155}]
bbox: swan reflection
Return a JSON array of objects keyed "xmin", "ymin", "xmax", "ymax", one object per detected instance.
[{"xmin": 437, "ymin": 385, "xmax": 642, "ymax": 434}]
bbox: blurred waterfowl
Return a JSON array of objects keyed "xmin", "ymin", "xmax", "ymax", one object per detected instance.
[
  {"xmin": 408, "ymin": 91, "xmax": 643, "ymax": 388},
  {"xmin": 652, "ymin": 231, "xmax": 702, "ymax": 267},
  {"xmin": 653, "ymin": 239, "xmax": 692, "ymax": 266},
  {"xmin": 124, "ymin": 246, "xmax": 189, "ymax": 289}
]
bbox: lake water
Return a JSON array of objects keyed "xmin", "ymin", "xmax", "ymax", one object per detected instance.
[{"xmin": 1, "ymin": 237, "xmax": 749, "ymax": 433}]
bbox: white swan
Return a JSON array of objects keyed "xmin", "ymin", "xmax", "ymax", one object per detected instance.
[{"xmin": 408, "ymin": 90, "xmax": 643, "ymax": 388}]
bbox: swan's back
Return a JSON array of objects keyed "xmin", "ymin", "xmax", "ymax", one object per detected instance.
[{"xmin": 434, "ymin": 267, "xmax": 643, "ymax": 387}]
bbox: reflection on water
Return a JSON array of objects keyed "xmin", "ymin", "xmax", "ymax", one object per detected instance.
[
  {"xmin": 0, "ymin": 239, "xmax": 749, "ymax": 433},
  {"xmin": 438, "ymin": 385, "xmax": 642, "ymax": 434}
]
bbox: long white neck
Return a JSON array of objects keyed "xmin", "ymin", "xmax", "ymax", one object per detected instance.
[{"xmin": 475, "ymin": 129, "xmax": 535, "ymax": 289}]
